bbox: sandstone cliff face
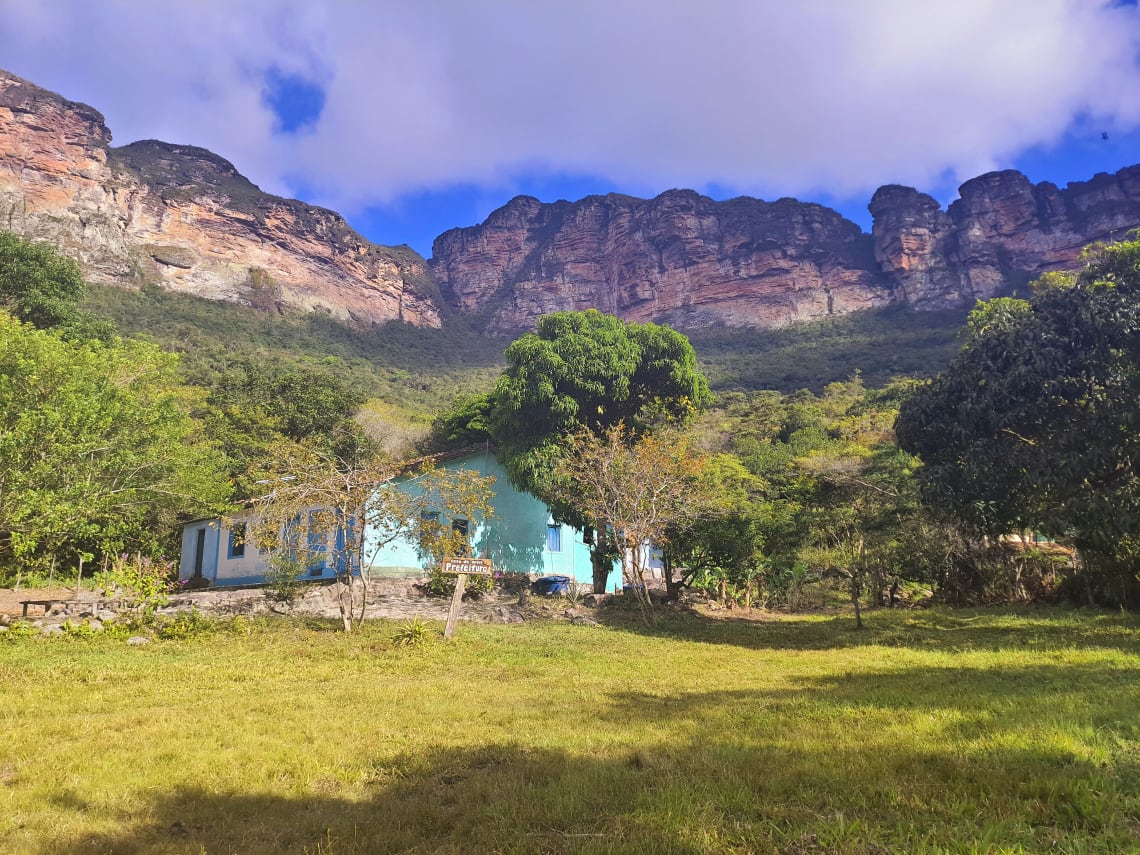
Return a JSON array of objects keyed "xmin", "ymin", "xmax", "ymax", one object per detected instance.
[
  {"xmin": 436, "ymin": 164, "xmax": 1140, "ymax": 332},
  {"xmin": 872, "ymin": 167, "xmax": 1140, "ymax": 308},
  {"xmin": 432, "ymin": 190, "xmax": 891, "ymax": 333},
  {"xmin": 0, "ymin": 70, "xmax": 440, "ymax": 328},
  {"xmin": 4, "ymin": 68, "xmax": 1140, "ymax": 337}
]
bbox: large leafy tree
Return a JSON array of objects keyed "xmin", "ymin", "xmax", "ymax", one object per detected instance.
[
  {"xmin": 895, "ymin": 239, "xmax": 1140, "ymax": 605},
  {"xmin": 0, "ymin": 231, "xmax": 113, "ymax": 340},
  {"xmin": 203, "ymin": 361, "xmax": 371, "ymax": 498},
  {"xmin": 486, "ymin": 310, "xmax": 711, "ymax": 592},
  {"xmin": 0, "ymin": 314, "xmax": 231, "ymax": 575},
  {"xmin": 0, "ymin": 231, "xmax": 85, "ymax": 329}
]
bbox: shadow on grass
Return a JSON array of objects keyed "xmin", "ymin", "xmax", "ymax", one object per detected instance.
[
  {"xmin": 44, "ymin": 719, "xmax": 1140, "ymax": 855},
  {"xmin": 604, "ymin": 661, "xmax": 1140, "ymax": 740},
  {"xmin": 588, "ymin": 601, "xmax": 1140, "ymax": 656}
]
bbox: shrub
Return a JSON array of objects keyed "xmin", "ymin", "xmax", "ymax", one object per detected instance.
[
  {"xmin": 156, "ymin": 609, "xmax": 215, "ymax": 640},
  {"xmin": 60, "ymin": 619, "xmax": 99, "ymax": 639},
  {"xmin": 263, "ymin": 554, "xmax": 307, "ymax": 606},
  {"xmin": 392, "ymin": 616, "xmax": 433, "ymax": 647},
  {"xmin": 94, "ymin": 554, "xmax": 178, "ymax": 614},
  {"xmin": 423, "ymin": 566, "xmax": 493, "ymax": 598},
  {"xmin": 1, "ymin": 621, "xmax": 40, "ymax": 642}
]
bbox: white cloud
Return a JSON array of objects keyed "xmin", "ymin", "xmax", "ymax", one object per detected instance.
[{"xmin": 1, "ymin": 0, "xmax": 1137, "ymax": 210}]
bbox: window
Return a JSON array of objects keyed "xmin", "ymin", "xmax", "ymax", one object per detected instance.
[
  {"xmin": 546, "ymin": 524, "xmax": 562, "ymax": 553},
  {"xmin": 227, "ymin": 523, "xmax": 246, "ymax": 559}
]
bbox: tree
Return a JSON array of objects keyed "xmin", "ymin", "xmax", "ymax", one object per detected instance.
[
  {"xmin": 0, "ymin": 232, "xmax": 85, "ymax": 329},
  {"xmin": 553, "ymin": 424, "xmax": 710, "ymax": 625},
  {"xmin": 664, "ymin": 454, "xmax": 768, "ymax": 606},
  {"xmin": 489, "ymin": 310, "xmax": 711, "ymax": 592},
  {"xmin": 895, "ymin": 239, "xmax": 1140, "ymax": 606},
  {"xmin": 0, "ymin": 232, "xmax": 113, "ymax": 340},
  {"xmin": 248, "ymin": 449, "xmax": 496, "ymax": 632},
  {"xmin": 0, "ymin": 314, "xmax": 231, "ymax": 576},
  {"xmin": 202, "ymin": 361, "xmax": 372, "ymax": 498}
]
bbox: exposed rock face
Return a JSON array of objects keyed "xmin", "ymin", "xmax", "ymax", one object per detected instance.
[
  {"xmin": 872, "ymin": 167, "xmax": 1140, "ymax": 308},
  {"xmin": 0, "ymin": 69, "xmax": 441, "ymax": 328},
  {"xmin": 432, "ymin": 190, "xmax": 891, "ymax": 333},
  {"xmin": 434, "ymin": 163, "xmax": 1140, "ymax": 332},
  {"xmin": 4, "ymin": 68, "xmax": 1140, "ymax": 336}
]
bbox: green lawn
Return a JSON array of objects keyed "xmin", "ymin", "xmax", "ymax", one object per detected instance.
[{"xmin": 1, "ymin": 607, "xmax": 1138, "ymax": 854}]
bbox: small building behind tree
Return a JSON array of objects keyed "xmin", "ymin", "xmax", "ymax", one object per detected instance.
[{"xmin": 178, "ymin": 447, "xmax": 601, "ymax": 587}]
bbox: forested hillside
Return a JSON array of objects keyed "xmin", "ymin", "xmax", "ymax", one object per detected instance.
[{"xmin": 83, "ymin": 278, "xmax": 970, "ymax": 409}]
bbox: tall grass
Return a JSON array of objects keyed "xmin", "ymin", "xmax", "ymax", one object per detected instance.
[{"xmin": 2, "ymin": 607, "xmax": 1137, "ymax": 853}]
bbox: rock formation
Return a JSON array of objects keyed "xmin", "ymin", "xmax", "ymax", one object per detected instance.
[
  {"xmin": 431, "ymin": 190, "xmax": 892, "ymax": 333},
  {"xmin": 3, "ymin": 67, "xmax": 1140, "ymax": 335},
  {"xmin": 438, "ymin": 167, "xmax": 1140, "ymax": 333},
  {"xmin": 0, "ymin": 69, "xmax": 441, "ymax": 328},
  {"xmin": 872, "ymin": 167, "xmax": 1140, "ymax": 309}
]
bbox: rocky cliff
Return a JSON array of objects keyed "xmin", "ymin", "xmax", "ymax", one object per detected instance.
[
  {"xmin": 871, "ymin": 167, "xmax": 1140, "ymax": 309},
  {"xmin": 4, "ymin": 68, "xmax": 1140, "ymax": 337},
  {"xmin": 0, "ymin": 69, "xmax": 441, "ymax": 328},
  {"xmin": 431, "ymin": 191, "xmax": 891, "ymax": 333},
  {"xmin": 435, "ymin": 167, "xmax": 1140, "ymax": 333}
]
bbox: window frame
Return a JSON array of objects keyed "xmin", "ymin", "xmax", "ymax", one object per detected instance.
[{"xmin": 227, "ymin": 522, "xmax": 247, "ymax": 559}]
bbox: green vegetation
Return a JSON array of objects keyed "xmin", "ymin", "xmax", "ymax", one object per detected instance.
[
  {"xmin": 0, "ymin": 232, "xmax": 108, "ymax": 337},
  {"xmin": 898, "ymin": 239, "xmax": 1140, "ymax": 608},
  {"xmin": 688, "ymin": 304, "xmax": 970, "ymax": 393},
  {"xmin": 81, "ymin": 282, "xmax": 506, "ymax": 418},
  {"xmin": 0, "ymin": 313, "xmax": 230, "ymax": 577},
  {"xmin": 1, "ymin": 609, "xmax": 1137, "ymax": 853},
  {"xmin": 463, "ymin": 309, "xmax": 712, "ymax": 594},
  {"xmin": 82, "ymin": 281, "xmax": 970, "ymax": 415}
]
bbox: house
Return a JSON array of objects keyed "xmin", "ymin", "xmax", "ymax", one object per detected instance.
[{"xmin": 178, "ymin": 447, "xmax": 602, "ymax": 587}]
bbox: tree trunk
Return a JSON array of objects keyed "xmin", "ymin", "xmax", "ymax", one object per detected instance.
[
  {"xmin": 662, "ymin": 550, "xmax": 681, "ymax": 602},
  {"xmin": 337, "ymin": 576, "xmax": 353, "ymax": 632},
  {"xmin": 853, "ymin": 537, "xmax": 866, "ymax": 628},
  {"xmin": 590, "ymin": 527, "xmax": 611, "ymax": 594},
  {"xmin": 627, "ymin": 548, "xmax": 655, "ymax": 627}
]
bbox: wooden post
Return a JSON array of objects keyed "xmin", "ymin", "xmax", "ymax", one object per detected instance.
[
  {"xmin": 75, "ymin": 555, "xmax": 84, "ymax": 597},
  {"xmin": 439, "ymin": 557, "xmax": 491, "ymax": 640},
  {"xmin": 444, "ymin": 573, "xmax": 466, "ymax": 640}
]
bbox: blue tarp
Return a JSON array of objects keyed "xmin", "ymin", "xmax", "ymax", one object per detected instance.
[{"xmin": 532, "ymin": 575, "xmax": 571, "ymax": 596}]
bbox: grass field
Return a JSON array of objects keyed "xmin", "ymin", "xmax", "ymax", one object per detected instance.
[{"xmin": 2, "ymin": 607, "xmax": 1138, "ymax": 854}]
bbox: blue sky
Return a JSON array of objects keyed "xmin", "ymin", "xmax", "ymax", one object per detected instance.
[{"xmin": 2, "ymin": 1, "xmax": 1139, "ymax": 257}]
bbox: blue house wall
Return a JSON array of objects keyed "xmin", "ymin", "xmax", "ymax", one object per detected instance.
[{"xmin": 179, "ymin": 449, "xmax": 603, "ymax": 586}]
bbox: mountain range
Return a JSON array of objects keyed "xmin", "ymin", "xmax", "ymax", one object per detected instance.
[{"xmin": 3, "ymin": 67, "xmax": 1140, "ymax": 336}]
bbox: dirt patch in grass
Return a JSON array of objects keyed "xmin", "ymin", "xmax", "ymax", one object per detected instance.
[{"xmin": 0, "ymin": 587, "xmax": 78, "ymax": 616}]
